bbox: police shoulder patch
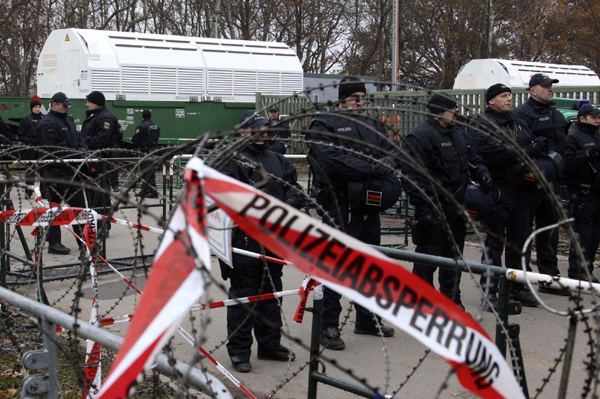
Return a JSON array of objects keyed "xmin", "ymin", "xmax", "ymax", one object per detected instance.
[{"xmin": 104, "ymin": 122, "xmax": 111, "ymax": 129}]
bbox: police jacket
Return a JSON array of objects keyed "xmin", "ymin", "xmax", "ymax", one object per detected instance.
[
  {"xmin": 470, "ymin": 108, "xmax": 535, "ymax": 186},
  {"xmin": 512, "ymin": 97, "xmax": 568, "ymax": 156},
  {"xmin": 563, "ymin": 122, "xmax": 600, "ymax": 190},
  {"xmin": 222, "ymin": 142, "xmax": 304, "ymax": 209},
  {"xmin": 0, "ymin": 116, "xmax": 8, "ymax": 138},
  {"xmin": 220, "ymin": 142, "xmax": 303, "ymax": 275},
  {"xmin": 37, "ymin": 110, "xmax": 87, "ymax": 158},
  {"xmin": 18, "ymin": 112, "xmax": 43, "ymax": 145},
  {"xmin": 82, "ymin": 107, "xmax": 121, "ymax": 150},
  {"xmin": 401, "ymin": 117, "xmax": 489, "ymax": 213},
  {"xmin": 307, "ymin": 110, "xmax": 398, "ymax": 188},
  {"xmin": 132, "ymin": 118, "xmax": 160, "ymax": 152}
]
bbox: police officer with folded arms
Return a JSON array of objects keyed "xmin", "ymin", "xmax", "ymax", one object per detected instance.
[
  {"xmin": 18, "ymin": 99, "xmax": 43, "ymax": 198},
  {"xmin": 513, "ymin": 74, "xmax": 568, "ymax": 280},
  {"xmin": 469, "ymin": 84, "xmax": 547, "ymax": 308},
  {"xmin": 132, "ymin": 110, "xmax": 160, "ymax": 198},
  {"xmin": 37, "ymin": 92, "xmax": 87, "ymax": 255},
  {"xmin": 563, "ymin": 104, "xmax": 600, "ymax": 283},
  {"xmin": 218, "ymin": 110, "xmax": 304, "ymax": 373},
  {"xmin": 402, "ymin": 93, "xmax": 492, "ymax": 310},
  {"xmin": 307, "ymin": 76, "xmax": 400, "ymax": 351}
]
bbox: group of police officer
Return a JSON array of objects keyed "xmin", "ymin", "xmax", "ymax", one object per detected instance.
[
  {"xmin": 13, "ymin": 77, "xmax": 598, "ymax": 372},
  {"xmin": 305, "ymin": 74, "xmax": 600, "ymax": 353},
  {"xmin": 221, "ymin": 75, "xmax": 600, "ymax": 371},
  {"xmin": 17, "ymin": 91, "xmax": 161, "ymax": 255}
]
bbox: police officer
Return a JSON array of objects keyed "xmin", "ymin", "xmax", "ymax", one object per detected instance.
[
  {"xmin": 307, "ymin": 76, "xmax": 399, "ymax": 351},
  {"xmin": 82, "ymin": 91, "xmax": 121, "ymax": 193},
  {"xmin": 18, "ymin": 100, "xmax": 43, "ymax": 198},
  {"xmin": 266, "ymin": 104, "xmax": 290, "ymax": 154},
  {"xmin": 402, "ymin": 93, "xmax": 492, "ymax": 309},
  {"xmin": 469, "ymin": 84, "xmax": 543, "ymax": 308},
  {"xmin": 132, "ymin": 110, "xmax": 160, "ymax": 198},
  {"xmin": 513, "ymin": 74, "xmax": 568, "ymax": 279},
  {"xmin": 564, "ymin": 104, "xmax": 600, "ymax": 283},
  {"xmin": 82, "ymin": 91, "xmax": 121, "ymax": 232},
  {"xmin": 219, "ymin": 110, "xmax": 303, "ymax": 373},
  {"xmin": 37, "ymin": 92, "xmax": 88, "ymax": 255}
]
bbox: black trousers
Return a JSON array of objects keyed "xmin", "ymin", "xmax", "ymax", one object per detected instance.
[
  {"xmin": 527, "ymin": 187, "xmax": 560, "ymax": 276},
  {"xmin": 321, "ymin": 197, "xmax": 382, "ymax": 329},
  {"xmin": 224, "ymin": 231, "xmax": 285, "ymax": 360},
  {"xmin": 568, "ymin": 193, "xmax": 600, "ymax": 279},
  {"xmin": 480, "ymin": 186, "xmax": 530, "ymax": 295},
  {"xmin": 139, "ymin": 160, "xmax": 158, "ymax": 195},
  {"xmin": 413, "ymin": 213, "xmax": 466, "ymax": 303},
  {"xmin": 226, "ymin": 263, "xmax": 283, "ymax": 360},
  {"xmin": 43, "ymin": 168, "xmax": 85, "ymax": 244}
]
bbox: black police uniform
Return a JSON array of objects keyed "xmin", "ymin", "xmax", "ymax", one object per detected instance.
[
  {"xmin": 563, "ymin": 121, "xmax": 600, "ymax": 281},
  {"xmin": 0, "ymin": 116, "xmax": 8, "ymax": 137},
  {"xmin": 132, "ymin": 117, "xmax": 161, "ymax": 196},
  {"xmin": 219, "ymin": 142, "xmax": 303, "ymax": 365},
  {"xmin": 513, "ymin": 98, "xmax": 568, "ymax": 277},
  {"xmin": 82, "ymin": 106, "xmax": 121, "ymax": 192},
  {"xmin": 402, "ymin": 117, "xmax": 490, "ymax": 306},
  {"xmin": 267, "ymin": 117, "xmax": 291, "ymax": 154},
  {"xmin": 469, "ymin": 108, "xmax": 536, "ymax": 296},
  {"xmin": 307, "ymin": 111, "xmax": 399, "ymax": 330},
  {"xmin": 82, "ymin": 106, "xmax": 121, "ymax": 216},
  {"xmin": 18, "ymin": 111, "xmax": 43, "ymax": 193},
  {"xmin": 18, "ymin": 111, "xmax": 43, "ymax": 146},
  {"xmin": 37, "ymin": 109, "xmax": 88, "ymax": 244}
]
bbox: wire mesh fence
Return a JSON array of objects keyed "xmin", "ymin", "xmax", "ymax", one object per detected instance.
[{"xmin": 0, "ymin": 80, "xmax": 599, "ymax": 398}]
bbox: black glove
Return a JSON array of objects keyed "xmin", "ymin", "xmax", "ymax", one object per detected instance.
[
  {"xmin": 527, "ymin": 137, "xmax": 548, "ymax": 158},
  {"xmin": 479, "ymin": 175, "xmax": 494, "ymax": 193},
  {"xmin": 372, "ymin": 156, "xmax": 396, "ymax": 176}
]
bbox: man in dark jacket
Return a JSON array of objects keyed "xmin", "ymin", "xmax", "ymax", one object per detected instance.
[
  {"xmin": 402, "ymin": 93, "xmax": 492, "ymax": 310},
  {"xmin": 82, "ymin": 91, "xmax": 121, "ymax": 192},
  {"xmin": 132, "ymin": 110, "xmax": 160, "ymax": 198},
  {"xmin": 82, "ymin": 91, "xmax": 121, "ymax": 231},
  {"xmin": 470, "ymin": 84, "xmax": 544, "ymax": 308},
  {"xmin": 307, "ymin": 76, "xmax": 399, "ymax": 351},
  {"xmin": 563, "ymin": 104, "xmax": 600, "ymax": 283},
  {"xmin": 513, "ymin": 74, "xmax": 568, "ymax": 279},
  {"xmin": 37, "ymin": 92, "xmax": 88, "ymax": 255},
  {"xmin": 266, "ymin": 104, "xmax": 290, "ymax": 154},
  {"xmin": 218, "ymin": 110, "xmax": 303, "ymax": 373},
  {"xmin": 18, "ymin": 100, "xmax": 43, "ymax": 198}
]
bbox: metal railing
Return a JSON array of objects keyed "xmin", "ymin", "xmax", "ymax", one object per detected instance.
[{"xmin": 0, "ymin": 285, "xmax": 232, "ymax": 398}]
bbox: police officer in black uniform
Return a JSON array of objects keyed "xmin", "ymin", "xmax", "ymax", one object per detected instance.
[
  {"xmin": 266, "ymin": 104, "xmax": 290, "ymax": 154},
  {"xmin": 513, "ymin": 74, "xmax": 568, "ymax": 280},
  {"xmin": 37, "ymin": 92, "xmax": 88, "ymax": 255},
  {"xmin": 132, "ymin": 110, "xmax": 160, "ymax": 198},
  {"xmin": 219, "ymin": 110, "xmax": 303, "ymax": 373},
  {"xmin": 564, "ymin": 104, "xmax": 600, "ymax": 283},
  {"xmin": 402, "ymin": 93, "xmax": 492, "ymax": 309},
  {"xmin": 82, "ymin": 91, "xmax": 121, "ymax": 193},
  {"xmin": 470, "ymin": 84, "xmax": 544, "ymax": 308},
  {"xmin": 307, "ymin": 76, "xmax": 399, "ymax": 351},
  {"xmin": 82, "ymin": 91, "xmax": 121, "ymax": 231},
  {"xmin": 18, "ymin": 100, "xmax": 43, "ymax": 198}
]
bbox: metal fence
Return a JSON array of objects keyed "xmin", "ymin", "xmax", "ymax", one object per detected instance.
[{"xmin": 257, "ymin": 85, "xmax": 600, "ymax": 146}]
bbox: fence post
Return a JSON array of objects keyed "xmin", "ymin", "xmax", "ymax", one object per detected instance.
[
  {"xmin": 307, "ymin": 285, "xmax": 323, "ymax": 399},
  {"xmin": 0, "ymin": 180, "xmax": 6, "ymax": 318},
  {"xmin": 21, "ymin": 317, "xmax": 58, "ymax": 399}
]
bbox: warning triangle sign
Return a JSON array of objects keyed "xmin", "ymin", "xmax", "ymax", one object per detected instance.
[{"xmin": 65, "ymin": 34, "xmax": 70, "ymax": 42}]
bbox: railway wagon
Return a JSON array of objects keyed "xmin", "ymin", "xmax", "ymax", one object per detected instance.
[{"xmin": 1, "ymin": 28, "xmax": 304, "ymax": 142}]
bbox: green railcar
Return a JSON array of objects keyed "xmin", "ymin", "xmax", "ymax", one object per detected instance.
[{"xmin": 1, "ymin": 97, "xmax": 253, "ymax": 143}]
